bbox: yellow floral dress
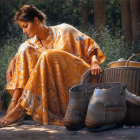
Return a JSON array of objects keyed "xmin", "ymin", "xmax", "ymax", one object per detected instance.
[{"xmin": 7, "ymin": 23, "xmax": 106, "ymax": 125}]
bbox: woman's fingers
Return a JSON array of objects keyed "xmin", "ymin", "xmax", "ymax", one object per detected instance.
[
  {"xmin": 91, "ymin": 68, "xmax": 101, "ymax": 75},
  {"xmin": 6, "ymin": 71, "xmax": 12, "ymax": 83},
  {"xmin": 6, "ymin": 73, "xmax": 9, "ymax": 83}
]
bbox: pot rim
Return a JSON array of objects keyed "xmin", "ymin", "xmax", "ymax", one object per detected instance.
[{"xmin": 108, "ymin": 60, "xmax": 140, "ymax": 68}]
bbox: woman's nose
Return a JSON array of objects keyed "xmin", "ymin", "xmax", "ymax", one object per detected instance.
[{"xmin": 23, "ymin": 28, "xmax": 27, "ymax": 34}]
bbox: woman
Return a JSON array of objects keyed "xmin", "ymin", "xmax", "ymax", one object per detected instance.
[{"xmin": 0, "ymin": 4, "xmax": 105, "ymax": 126}]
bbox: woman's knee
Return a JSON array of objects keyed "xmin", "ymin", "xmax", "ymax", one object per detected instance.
[
  {"xmin": 18, "ymin": 43, "xmax": 35, "ymax": 55},
  {"xmin": 40, "ymin": 49, "xmax": 60, "ymax": 58}
]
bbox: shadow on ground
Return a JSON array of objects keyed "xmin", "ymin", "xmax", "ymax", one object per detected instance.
[{"xmin": 0, "ymin": 111, "xmax": 140, "ymax": 140}]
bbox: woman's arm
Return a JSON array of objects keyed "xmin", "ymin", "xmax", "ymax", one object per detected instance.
[
  {"xmin": 89, "ymin": 49, "xmax": 102, "ymax": 75},
  {"xmin": 6, "ymin": 54, "xmax": 17, "ymax": 83}
]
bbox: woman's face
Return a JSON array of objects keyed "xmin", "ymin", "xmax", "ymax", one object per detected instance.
[{"xmin": 18, "ymin": 19, "xmax": 38, "ymax": 38}]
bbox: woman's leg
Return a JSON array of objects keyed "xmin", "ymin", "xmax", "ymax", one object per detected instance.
[
  {"xmin": 0, "ymin": 44, "xmax": 40, "ymax": 126},
  {"xmin": 0, "ymin": 89, "xmax": 22, "ymax": 123},
  {"xmin": 6, "ymin": 89, "xmax": 22, "ymax": 114}
]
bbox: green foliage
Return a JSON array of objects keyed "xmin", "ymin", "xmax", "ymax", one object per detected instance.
[
  {"xmin": 0, "ymin": 0, "xmax": 94, "ymax": 34},
  {"xmin": 0, "ymin": 23, "xmax": 28, "ymax": 110},
  {"xmin": 0, "ymin": 0, "xmax": 122, "ymax": 37},
  {"xmin": 0, "ymin": 0, "xmax": 24, "ymax": 36},
  {"xmin": 86, "ymin": 25, "xmax": 138, "ymax": 69},
  {"xmin": 105, "ymin": 0, "xmax": 121, "ymax": 33}
]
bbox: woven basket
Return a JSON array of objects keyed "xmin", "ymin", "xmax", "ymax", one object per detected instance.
[
  {"xmin": 99, "ymin": 67, "xmax": 140, "ymax": 96},
  {"xmin": 123, "ymin": 89, "xmax": 140, "ymax": 125},
  {"xmin": 99, "ymin": 53, "xmax": 140, "ymax": 96}
]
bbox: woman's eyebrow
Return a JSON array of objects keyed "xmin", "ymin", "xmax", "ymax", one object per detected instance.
[{"xmin": 22, "ymin": 23, "xmax": 27, "ymax": 28}]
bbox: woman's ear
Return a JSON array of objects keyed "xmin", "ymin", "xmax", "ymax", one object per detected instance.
[{"xmin": 34, "ymin": 17, "xmax": 39, "ymax": 25}]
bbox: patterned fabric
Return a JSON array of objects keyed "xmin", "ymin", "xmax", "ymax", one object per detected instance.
[{"xmin": 6, "ymin": 23, "xmax": 106, "ymax": 125}]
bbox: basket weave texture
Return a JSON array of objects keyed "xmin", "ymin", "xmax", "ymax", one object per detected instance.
[{"xmin": 99, "ymin": 67, "xmax": 140, "ymax": 96}]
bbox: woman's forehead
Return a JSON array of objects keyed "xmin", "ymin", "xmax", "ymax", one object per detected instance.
[{"xmin": 18, "ymin": 20, "xmax": 28, "ymax": 28}]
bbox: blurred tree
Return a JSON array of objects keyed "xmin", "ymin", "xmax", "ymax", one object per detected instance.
[
  {"xmin": 0, "ymin": 2, "xmax": 1, "ymax": 43},
  {"xmin": 130, "ymin": 0, "xmax": 140, "ymax": 45},
  {"xmin": 81, "ymin": 0, "xmax": 89, "ymax": 31},
  {"xmin": 120, "ymin": 0, "xmax": 132, "ymax": 45},
  {"xmin": 105, "ymin": 0, "xmax": 121, "ymax": 34},
  {"xmin": 2, "ymin": 0, "xmax": 140, "ymax": 46},
  {"xmin": 93, "ymin": 0, "xmax": 106, "ymax": 29}
]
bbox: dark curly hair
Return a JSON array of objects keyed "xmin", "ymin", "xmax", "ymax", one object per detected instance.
[{"xmin": 13, "ymin": 4, "xmax": 47, "ymax": 25}]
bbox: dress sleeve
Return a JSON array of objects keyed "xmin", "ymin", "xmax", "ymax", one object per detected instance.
[
  {"xmin": 84, "ymin": 36, "xmax": 106, "ymax": 65},
  {"xmin": 68, "ymin": 28, "xmax": 106, "ymax": 65},
  {"xmin": 57, "ymin": 23, "xmax": 106, "ymax": 65}
]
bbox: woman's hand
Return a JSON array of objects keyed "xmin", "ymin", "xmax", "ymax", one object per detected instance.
[
  {"xmin": 6, "ymin": 57, "xmax": 16, "ymax": 83},
  {"xmin": 89, "ymin": 49, "xmax": 102, "ymax": 75},
  {"xmin": 90, "ymin": 60, "xmax": 102, "ymax": 75}
]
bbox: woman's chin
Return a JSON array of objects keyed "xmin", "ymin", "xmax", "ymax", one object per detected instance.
[{"xmin": 28, "ymin": 34, "xmax": 34, "ymax": 38}]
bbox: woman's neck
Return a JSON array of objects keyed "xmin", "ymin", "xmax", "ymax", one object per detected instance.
[{"xmin": 36, "ymin": 24, "xmax": 49, "ymax": 41}]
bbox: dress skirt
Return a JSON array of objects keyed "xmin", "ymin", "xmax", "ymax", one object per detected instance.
[{"xmin": 7, "ymin": 46, "xmax": 90, "ymax": 125}]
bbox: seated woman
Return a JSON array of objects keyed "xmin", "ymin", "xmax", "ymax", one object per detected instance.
[{"xmin": 0, "ymin": 4, "xmax": 105, "ymax": 127}]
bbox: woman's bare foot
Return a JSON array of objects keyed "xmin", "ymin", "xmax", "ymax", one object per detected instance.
[{"xmin": 0, "ymin": 104, "xmax": 25, "ymax": 126}]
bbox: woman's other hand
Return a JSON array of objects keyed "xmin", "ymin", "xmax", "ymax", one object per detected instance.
[
  {"xmin": 90, "ymin": 60, "xmax": 102, "ymax": 75},
  {"xmin": 89, "ymin": 49, "xmax": 102, "ymax": 75},
  {"xmin": 6, "ymin": 56, "xmax": 16, "ymax": 83}
]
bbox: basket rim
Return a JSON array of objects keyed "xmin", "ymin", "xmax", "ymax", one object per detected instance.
[{"xmin": 105, "ymin": 66, "xmax": 140, "ymax": 70}]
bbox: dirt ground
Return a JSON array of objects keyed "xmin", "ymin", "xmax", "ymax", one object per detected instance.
[{"xmin": 0, "ymin": 111, "xmax": 140, "ymax": 140}]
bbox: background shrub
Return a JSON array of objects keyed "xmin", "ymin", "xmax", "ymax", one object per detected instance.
[{"xmin": 0, "ymin": 23, "xmax": 28, "ymax": 110}]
